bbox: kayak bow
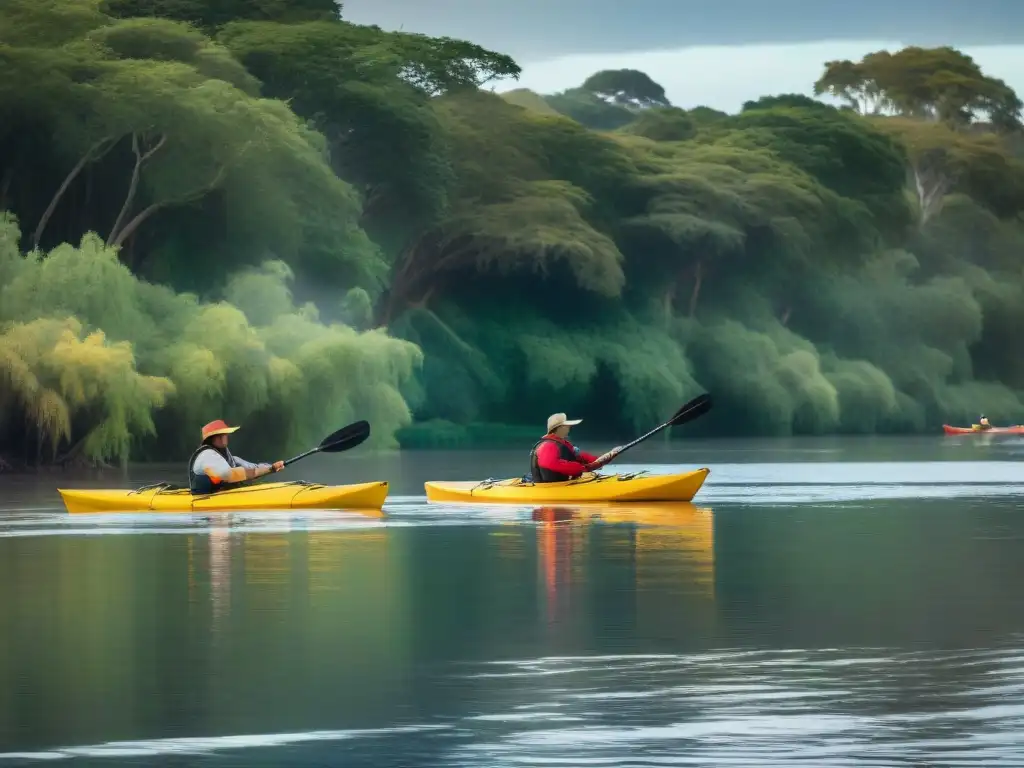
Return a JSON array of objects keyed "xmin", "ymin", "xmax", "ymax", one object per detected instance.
[
  {"xmin": 58, "ymin": 480, "xmax": 389, "ymax": 513},
  {"xmin": 424, "ymin": 469, "xmax": 710, "ymax": 505}
]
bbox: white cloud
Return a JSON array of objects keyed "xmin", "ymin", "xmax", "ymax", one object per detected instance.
[{"xmin": 499, "ymin": 40, "xmax": 1024, "ymax": 113}]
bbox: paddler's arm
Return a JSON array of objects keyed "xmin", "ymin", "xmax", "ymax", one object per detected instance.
[
  {"xmin": 196, "ymin": 453, "xmax": 283, "ymax": 485},
  {"xmin": 536, "ymin": 441, "xmax": 589, "ymax": 479},
  {"xmin": 234, "ymin": 456, "xmax": 286, "ymax": 477}
]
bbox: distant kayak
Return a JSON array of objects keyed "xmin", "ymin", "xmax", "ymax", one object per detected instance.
[
  {"xmin": 58, "ymin": 480, "xmax": 389, "ymax": 513},
  {"xmin": 425, "ymin": 469, "xmax": 710, "ymax": 504},
  {"xmin": 942, "ymin": 424, "xmax": 1024, "ymax": 435}
]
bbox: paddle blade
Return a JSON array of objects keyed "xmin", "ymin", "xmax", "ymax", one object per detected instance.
[
  {"xmin": 319, "ymin": 420, "xmax": 371, "ymax": 453},
  {"xmin": 668, "ymin": 393, "xmax": 713, "ymax": 427}
]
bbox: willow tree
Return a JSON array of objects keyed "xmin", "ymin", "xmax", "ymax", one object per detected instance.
[
  {"xmin": 0, "ymin": 215, "xmax": 422, "ymax": 462},
  {"xmin": 0, "ymin": 316, "xmax": 173, "ymax": 465},
  {"xmin": 794, "ymin": 248, "xmax": 1001, "ymax": 428}
]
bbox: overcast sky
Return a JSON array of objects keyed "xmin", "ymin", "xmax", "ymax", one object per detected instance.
[{"xmin": 340, "ymin": 0, "xmax": 1024, "ymax": 112}]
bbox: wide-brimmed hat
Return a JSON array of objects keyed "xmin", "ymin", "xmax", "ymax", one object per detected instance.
[
  {"xmin": 547, "ymin": 413, "xmax": 582, "ymax": 433},
  {"xmin": 201, "ymin": 419, "xmax": 240, "ymax": 441}
]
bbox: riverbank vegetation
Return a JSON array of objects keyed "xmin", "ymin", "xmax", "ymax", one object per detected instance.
[{"xmin": 2, "ymin": 0, "xmax": 1024, "ymax": 465}]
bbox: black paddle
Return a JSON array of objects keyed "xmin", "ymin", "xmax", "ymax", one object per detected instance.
[
  {"xmin": 590, "ymin": 393, "xmax": 713, "ymax": 468},
  {"xmin": 281, "ymin": 420, "xmax": 371, "ymax": 467}
]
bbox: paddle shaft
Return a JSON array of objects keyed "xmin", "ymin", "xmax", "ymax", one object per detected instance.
[
  {"xmin": 283, "ymin": 446, "xmax": 321, "ymax": 467},
  {"xmin": 591, "ymin": 395, "xmax": 712, "ymax": 467}
]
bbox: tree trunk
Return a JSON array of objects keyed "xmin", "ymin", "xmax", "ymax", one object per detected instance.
[
  {"xmin": 912, "ymin": 160, "xmax": 952, "ymax": 228},
  {"xmin": 780, "ymin": 305, "xmax": 792, "ymax": 326},
  {"xmin": 688, "ymin": 260, "xmax": 703, "ymax": 317},
  {"xmin": 108, "ymin": 133, "xmax": 166, "ymax": 246},
  {"xmin": 0, "ymin": 167, "xmax": 12, "ymax": 210},
  {"xmin": 33, "ymin": 137, "xmax": 112, "ymax": 250},
  {"xmin": 111, "ymin": 163, "xmax": 225, "ymax": 249},
  {"xmin": 375, "ymin": 237, "xmax": 428, "ymax": 328}
]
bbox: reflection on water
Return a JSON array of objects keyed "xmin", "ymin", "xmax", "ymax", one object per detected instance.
[
  {"xmin": 3, "ymin": 444, "xmax": 1024, "ymax": 766},
  {"xmin": 532, "ymin": 504, "xmax": 716, "ymax": 631}
]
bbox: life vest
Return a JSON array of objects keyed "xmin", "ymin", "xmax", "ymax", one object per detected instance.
[
  {"xmin": 529, "ymin": 436, "xmax": 583, "ymax": 483},
  {"xmin": 188, "ymin": 444, "xmax": 246, "ymax": 495}
]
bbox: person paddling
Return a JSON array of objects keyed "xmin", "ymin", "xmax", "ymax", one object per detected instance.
[
  {"xmin": 529, "ymin": 413, "xmax": 623, "ymax": 483},
  {"xmin": 979, "ymin": 416, "xmax": 992, "ymax": 430},
  {"xmin": 189, "ymin": 420, "xmax": 284, "ymax": 494}
]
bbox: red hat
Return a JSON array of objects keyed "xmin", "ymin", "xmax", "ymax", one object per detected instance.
[{"xmin": 201, "ymin": 419, "xmax": 240, "ymax": 441}]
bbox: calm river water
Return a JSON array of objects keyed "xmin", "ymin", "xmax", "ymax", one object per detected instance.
[{"xmin": 2, "ymin": 435, "xmax": 1024, "ymax": 766}]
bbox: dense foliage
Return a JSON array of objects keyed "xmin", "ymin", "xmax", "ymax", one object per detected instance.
[{"xmin": 3, "ymin": 0, "xmax": 1024, "ymax": 464}]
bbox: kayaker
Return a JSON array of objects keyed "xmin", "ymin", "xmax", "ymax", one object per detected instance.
[
  {"xmin": 979, "ymin": 416, "xmax": 992, "ymax": 430},
  {"xmin": 189, "ymin": 420, "xmax": 284, "ymax": 494},
  {"xmin": 529, "ymin": 413, "xmax": 623, "ymax": 483}
]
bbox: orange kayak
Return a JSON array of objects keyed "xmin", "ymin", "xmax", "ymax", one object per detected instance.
[{"xmin": 942, "ymin": 424, "xmax": 1024, "ymax": 435}]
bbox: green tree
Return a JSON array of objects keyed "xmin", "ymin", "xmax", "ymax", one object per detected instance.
[
  {"xmin": 877, "ymin": 117, "xmax": 1024, "ymax": 225},
  {"xmin": 718, "ymin": 103, "xmax": 912, "ymax": 237},
  {"xmin": 815, "ymin": 46, "xmax": 1023, "ymax": 130},
  {"xmin": 619, "ymin": 107, "xmax": 696, "ymax": 142},
  {"xmin": 581, "ymin": 69, "xmax": 671, "ymax": 109},
  {"xmin": 545, "ymin": 87, "xmax": 637, "ymax": 130},
  {"xmin": 1, "ymin": 5, "xmax": 382, "ymax": 289},
  {"xmin": 616, "ymin": 138, "xmax": 871, "ymax": 320},
  {"xmin": 220, "ymin": 20, "xmax": 518, "ymax": 255},
  {"xmin": 378, "ymin": 91, "xmax": 630, "ymax": 327}
]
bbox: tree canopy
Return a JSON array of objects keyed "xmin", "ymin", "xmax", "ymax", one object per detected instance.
[
  {"xmin": 814, "ymin": 47, "xmax": 1023, "ymax": 130},
  {"xmin": 3, "ymin": 6, "xmax": 1024, "ymax": 463}
]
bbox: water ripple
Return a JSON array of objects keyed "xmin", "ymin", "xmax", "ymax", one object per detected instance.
[{"xmin": 448, "ymin": 647, "xmax": 1024, "ymax": 766}]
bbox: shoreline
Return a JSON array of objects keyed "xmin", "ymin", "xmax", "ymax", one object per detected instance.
[{"xmin": 0, "ymin": 431, "xmax": 1004, "ymax": 476}]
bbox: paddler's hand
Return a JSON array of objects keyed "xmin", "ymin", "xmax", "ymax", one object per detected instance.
[
  {"xmin": 272, "ymin": 460, "xmax": 284, "ymax": 472},
  {"xmin": 589, "ymin": 446, "xmax": 624, "ymax": 470}
]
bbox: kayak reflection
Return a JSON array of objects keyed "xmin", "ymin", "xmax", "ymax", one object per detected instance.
[{"xmin": 531, "ymin": 503, "xmax": 717, "ymax": 626}]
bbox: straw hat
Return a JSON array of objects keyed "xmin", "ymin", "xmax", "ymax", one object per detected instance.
[
  {"xmin": 547, "ymin": 413, "xmax": 582, "ymax": 433},
  {"xmin": 201, "ymin": 419, "xmax": 240, "ymax": 441}
]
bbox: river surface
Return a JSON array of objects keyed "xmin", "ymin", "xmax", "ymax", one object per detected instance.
[{"xmin": 1, "ymin": 435, "xmax": 1024, "ymax": 766}]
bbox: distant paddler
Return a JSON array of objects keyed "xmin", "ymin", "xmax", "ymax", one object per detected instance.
[
  {"xmin": 189, "ymin": 420, "xmax": 284, "ymax": 494},
  {"xmin": 978, "ymin": 416, "xmax": 992, "ymax": 431},
  {"xmin": 528, "ymin": 413, "xmax": 623, "ymax": 483}
]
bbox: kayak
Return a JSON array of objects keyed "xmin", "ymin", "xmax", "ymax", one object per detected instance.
[
  {"xmin": 424, "ymin": 468, "xmax": 710, "ymax": 504},
  {"xmin": 58, "ymin": 480, "xmax": 389, "ymax": 514},
  {"xmin": 942, "ymin": 424, "xmax": 1024, "ymax": 435}
]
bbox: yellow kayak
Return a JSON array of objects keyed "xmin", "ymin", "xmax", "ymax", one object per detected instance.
[
  {"xmin": 58, "ymin": 480, "xmax": 389, "ymax": 514},
  {"xmin": 424, "ymin": 469, "xmax": 710, "ymax": 504}
]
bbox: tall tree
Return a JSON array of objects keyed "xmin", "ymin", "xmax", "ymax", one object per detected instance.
[
  {"xmin": 814, "ymin": 46, "xmax": 1023, "ymax": 130},
  {"xmin": 877, "ymin": 118, "xmax": 1024, "ymax": 226}
]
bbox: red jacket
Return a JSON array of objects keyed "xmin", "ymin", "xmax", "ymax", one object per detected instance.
[{"xmin": 535, "ymin": 435, "xmax": 598, "ymax": 478}]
